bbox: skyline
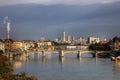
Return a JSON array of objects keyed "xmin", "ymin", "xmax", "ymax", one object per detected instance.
[{"xmin": 0, "ymin": 0, "xmax": 120, "ymax": 40}]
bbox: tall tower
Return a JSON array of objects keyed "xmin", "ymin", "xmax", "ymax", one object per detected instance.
[
  {"xmin": 62, "ymin": 32, "xmax": 66, "ymax": 42},
  {"xmin": 4, "ymin": 16, "xmax": 10, "ymax": 39},
  {"xmin": 4, "ymin": 16, "xmax": 12, "ymax": 55},
  {"xmin": 7, "ymin": 22, "xmax": 10, "ymax": 39}
]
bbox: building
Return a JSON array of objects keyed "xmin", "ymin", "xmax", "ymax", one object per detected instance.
[
  {"xmin": 22, "ymin": 40, "xmax": 35, "ymax": 51},
  {"xmin": 44, "ymin": 41, "xmax": 52, "ymax": 46},
  {"xmin": 75, "ymin": 37, "xmax": 87, "ymax": 45},
  {"xmin": 67, "ymin": 35, "xmax": 71, "ymax": 43},
  {"xmin": 11, "ymin": 41, "xmax": 23, "ymax": 50},
  {"xmin": 37, "ymin": 41, "xmax": 52, "ymax": 47},
  {"xmin": 4, "ymin": 39, "xmax": 14, "ymax": 51},
  {"xmin": 55, "ymin": 32, "xmax": 77, "ymax": 44},
  {"xmin": 66, "ymin": 46, "xmax": 76, "ymax": 50},
  {"xmin": 100, "ymin": 39, "xmax": 108, "ymax": 44},
  {"xmin": 62, "ymin": 32, "xmax": 66, "ymax": 42},
  {"xmin": 37, "ymin": 41, "xmax": 53, "ymax": 50},
  {"xmin": 66, "ymin": 45, "xmax": 89, "ymax": 50},
  {"xmin": 40, "ymin": 37, "xmax": 46, "ymax": 42},
  {"xmin": 113, "ymin": 36, "xmax": 120, "ymax": 50},
  {"xmin": 77, "ymin": 45, "xmax": 89, "ymax": 50},
  {"xmin": 71, "ymin": 36, "xmax": 75, "ymax": 42},
  {"xmin": 88, "ymin": 37, "xmax": 100, "ymax": 44},
  {"xmin": 0, "ymin": 39, "xmax": 5, "ymax": 52}
]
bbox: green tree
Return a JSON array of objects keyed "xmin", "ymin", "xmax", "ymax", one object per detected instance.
[
  {"xmin": 34, "ymin": 43, "xmax": 38, "ymax": 48},
  {"xmin": 0, "ymin": 55, "xmax": 37, "ymax": 80},
  {"xmin": 0, "ymin": 55, "xmax": 13, "ymax": 75},
  {"xmin": 89, "ymin": 43, "xmax": 111, "ymax": 51},
  {"xmin": 0, "ymin": 50, "xmax": 3, "ymax": 55}
]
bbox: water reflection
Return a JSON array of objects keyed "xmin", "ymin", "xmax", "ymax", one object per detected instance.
[
  {"xmin": 33, "ymin": 53, "xmax": 39, "ymax": 61},
  {"xmin": 13, "ymin": 53, "xmax": 99, "ymax": 66},
  {"xmin": 13, "ymin": 53, "xmax": 120, "ymax": 80},
  {"xmin": 13, "ymin": 61, "xmax": 22, "ymax": 69},
  {"xmin": 112, "ymin": 61, "xmax": 120, "ymax": 80},
  {"xmin": 59, "ymin": 57, "xmax": 65, "ymax": 64},
  {"xmin": 113, "ymin": 61, "xmax": 120, "ymax": 72},
  {"xmin": 42, "ymin": 57, "xmax": 46, "ymax": 64}
]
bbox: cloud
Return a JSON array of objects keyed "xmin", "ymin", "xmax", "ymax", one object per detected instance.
[
  {"xmin": 0, "ymin": 0, "xmax": 120, "ymax": 6},
  {"xmin": 0, "ymin": 2, "xmax": 120, "ymax": 40}
]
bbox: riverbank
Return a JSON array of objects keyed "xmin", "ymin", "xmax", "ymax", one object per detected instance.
[{"xmin": 0, "ymin": 54, "xmax": 37, "ymax": 80}]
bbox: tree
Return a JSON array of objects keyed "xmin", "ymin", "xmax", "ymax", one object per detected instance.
[
  {"xmin": 89, "ymin": 43, "xmax": 111, "ymax": 51},
  {"xmin": 0, "ymin": 50, "xmax": 3, "ymax": 55},
  {"xmin": 34, "ymin": 42, "xmax": 38, "ymax": 48},
  {"xmin": 0, "ymin": 55, "xmax": 37, "ymax": 80},
  {"xmin": 0, "ymin": 55, "xmax": 13, "ymax": 75}
]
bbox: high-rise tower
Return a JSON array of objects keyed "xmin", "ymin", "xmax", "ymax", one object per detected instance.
[
  {"xmin": 4, "ymin": 16, "xmax": 10, "ymax": 39},
  {"xmin": 62, "ymin": 32, "xmax": 66, "ymax": 42},
  {"xmin": 7, "ymin": 22, "xmax": 10, "ymax": 39}
]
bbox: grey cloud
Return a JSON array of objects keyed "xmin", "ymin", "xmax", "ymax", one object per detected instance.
[
  {"xmin": 0, "ymin": 0, "xmax": 120, "ymax": 6},
  {"xmin": 0, "ymin": 2, "xmax": 120, "ymax": 40}
]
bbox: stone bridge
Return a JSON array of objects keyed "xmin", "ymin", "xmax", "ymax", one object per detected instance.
[{"xmin": 28, "ymin": 50, "xmax": 111, "ymax": 58}]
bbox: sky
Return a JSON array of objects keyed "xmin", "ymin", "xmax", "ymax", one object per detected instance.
[{"xmin": 0, "ymin": 0, "xmax": 120, "ymax": 40}]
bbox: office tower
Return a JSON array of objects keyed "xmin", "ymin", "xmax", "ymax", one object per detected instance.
[
  {"xmin": 62, "ymin": 32, "xmax": 66, "ymax": 42},
  {"xmin": 4, "ymin": 16, "xmax": 10, "ymax": 39}
]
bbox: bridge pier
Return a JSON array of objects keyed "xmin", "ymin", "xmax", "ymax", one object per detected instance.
[
  {"xmin": 77, "ymin": 50, "xmax": 81, "ymax": 58},
  {"xmin": 59, "ymin": 50, "xmax": 64, "ymax": 57},
  {"xmin": 42, "ymin": 50, "xmax": 46, "ymax": 57}
]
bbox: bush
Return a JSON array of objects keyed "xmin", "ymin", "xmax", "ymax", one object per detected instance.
[
  {"xmin": 0, "ymin": 55, "xmax": 37, "ymax": 80},
  {"xmin": 0, "ymin": 55, "xmax": 13, "ymax": 75},
  {"xmin": 0, "ymin": 50, "xmax": 3, "ymax": 55},
  {"xmin": 0, "ymin": 72, "xmax": 37, "ymax": 80},
  {"xmin": 89, "ymin": 43, "xmax": 111, "ymax": 51}
]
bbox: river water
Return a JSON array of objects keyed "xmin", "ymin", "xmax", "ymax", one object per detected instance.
[{"xmin": 13, "ymin": 53, "xmax": 120, "ymax": 80}]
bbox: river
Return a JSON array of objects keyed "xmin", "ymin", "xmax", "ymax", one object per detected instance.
[{"xmin": 13, "ymin": 53, "xmax": 120, "ymax": 80}]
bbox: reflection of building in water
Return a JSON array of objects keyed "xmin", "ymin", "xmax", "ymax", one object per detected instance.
[
  {"xmin": 33, "ymin": 53, "xmax": 39, "ymax": 61},
  {"xmin": 77, "ymin": 57, "xmax": 82, "ymax": 63},
  {"xmin": 13, "ymin": 61, "xmax": 22, "ymax": 69},
  {"xmin": 113, "ymin": 61, "xmax": 120, "ymax": 78},
  {"xmin": 42, "ymin": 57, "xmax": 46, "ymax": 64},
  {"xmin": 19, "ymin": 54, "xmax": 28, "ymax": 61}
]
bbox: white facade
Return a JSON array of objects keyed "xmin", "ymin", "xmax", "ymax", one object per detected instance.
[
  {"xmin": 21, "ymin": 41, "xmax": 35, "ymax": 51},
  {"xmin": 37, "ymin": 42, "xmax": 44, "ymax": 47},
  {"xmin": 75, "ymin": 37, "xmax": 87, "ymax": 45},
  {"xmin": 67, "ymin": 35, "xmax": 71, "ymax": 43},
  {"xmin": 77, "ymin": 46, "xmax": 89, "ymax": 50},
  {"xmin": 66, "ymin": 46, "xmax": 77, "ymax": 50},
  {"xmin": 62, "ymin": 32, "xmax": 66, "ymax": 42},
  {"xmin": 0, "ymin": 42, "xmax": 5, "ymax": 52},
  {"xmin": 7, "ymin": 22, "xmax": 10, "ymax": 39},
  {"xmin": 88, "ymin": 37, "xmax": 100, "ymax": 44},
  {"xmin": 66, "ymin": 45, "xmax": 89, "ymax": 50}
]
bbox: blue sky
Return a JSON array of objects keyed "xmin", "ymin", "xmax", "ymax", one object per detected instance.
[{"xmin": 0, "ymin": 0, "xmax": 120, "ymax": 40}]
